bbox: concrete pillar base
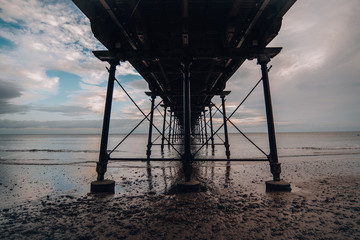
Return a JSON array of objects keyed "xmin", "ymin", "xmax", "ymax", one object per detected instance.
[
  {"xmin": 265, "ymin": 180, "xmax": 291, "ymax": 192},
  {"xmin": 90, "ymin": 180, "xmax": 115, "ymax": 193},
  {"xmin": 177, "ymin": 180, "xmax": 200, "ymax": 193}
]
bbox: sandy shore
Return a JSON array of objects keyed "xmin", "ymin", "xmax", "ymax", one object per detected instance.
[{"xmin": 1, "ymin": 156, "xmax": 360, "ymax": 239}]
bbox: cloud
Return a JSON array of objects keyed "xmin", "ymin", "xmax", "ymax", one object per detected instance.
[{"xmin": 0, "ymin": 0, "xmax": 140, "ymax": 117}]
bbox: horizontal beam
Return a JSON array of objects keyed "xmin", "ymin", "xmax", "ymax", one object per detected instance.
[
  {"xmin": 109, "ymin": 157, "xmax": 268, "ymax": 162},
  {"xmin": 93, "ymin": 47, "xmax": 282, "ymax": 62},
  {"xmin": 144, "ymin": 91, "xmax": 231, "ymax": 98}
]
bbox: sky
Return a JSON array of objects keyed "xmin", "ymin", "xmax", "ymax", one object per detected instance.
[{"xmin": 0, "ymin": 0, "xmax": 359, "ymax": 134}]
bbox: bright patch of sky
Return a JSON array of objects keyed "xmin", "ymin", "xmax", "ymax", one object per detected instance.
[{"xmin": 0, "ymin": 0, "xmax": 359, "ymax": 134}]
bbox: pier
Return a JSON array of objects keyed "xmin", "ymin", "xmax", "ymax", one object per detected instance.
[{"xmin": 73, "ymin": 0, "xmax": 295, "ymax": 193}]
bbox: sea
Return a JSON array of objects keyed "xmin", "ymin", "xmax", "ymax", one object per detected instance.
[
  {"xmin": 0, "ymin": 132, "xmax": 360, "ymax": 208},
  {"xmin": 1, "ymin": 132, "xmax": 359, "ymax": 165}
]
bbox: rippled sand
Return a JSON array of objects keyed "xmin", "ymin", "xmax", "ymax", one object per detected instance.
[{"xmin": 1, "ymin": 155, "xmax": 360, "ymax": 239}]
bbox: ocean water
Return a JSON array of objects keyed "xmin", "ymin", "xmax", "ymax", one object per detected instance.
[
  {"xmin": 0, "ymin": 132, "xmax": 359, "ymax": 208},
  {"xmin": 0, "ymin": 132, "xmax": 359, "ymax": 165}
]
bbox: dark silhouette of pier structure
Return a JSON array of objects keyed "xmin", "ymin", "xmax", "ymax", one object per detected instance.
[{"xmin": 73, "ymin": 0, "xmax": 295, "ymax": 192}]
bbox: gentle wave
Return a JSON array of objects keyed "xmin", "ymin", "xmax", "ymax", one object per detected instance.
[
  {"xmin": 281, "ymin": 146, "xmax": 360, "ymax": 150},
  {"xmin": 0, "ymin": 149, "xmax": 123, "ymax": 153}
]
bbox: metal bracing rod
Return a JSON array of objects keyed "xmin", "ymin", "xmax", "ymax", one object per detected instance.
[
  {"xmin": 146, "ymin": 95, "xmax": 156, "ymax": 159},
  {"xmin": 193, "ymin": 73, "xmax": 267, "ymax": 157},
  {"xmin": 109, "ymin": 100, "xmax": 162, "ymax": 155},
  {"xmin": 227, "ymin": 66, "xmax": 271, "ymax": 121},
  {"xmin": 97, "ymin": 62, "xmax": 118, "ymax": 181},
  {"xmin": 161, "ymin": 106, "xmax": 167, "ymax": 151},
  {"xmin": 209, "ymin": 105, "xmax": 215, "ymax": 150},
  {"xmin": 221, "ymin": 95, "xmax": 231, "ymax": 159},
  {"xmin": 210, "ymin": 106, "xmax": 222, "ymax": 139},
  {"xmin": 203, "ymin": 110, "xmax": 208, "ymax": 146},
  {"xmin": 206, "ymin": 105, "xmax": 225, "ymax": 143},
  {"xmin": 212, "ymin": 104, "xmax": 268, "ymax": 157},
  {"xmin": 114, "ymin": 78, "xmax": 179, "ymax": 154},
  {"xmin": 109, "ymin": 102, "xmax": 181, "ymax": 156}
]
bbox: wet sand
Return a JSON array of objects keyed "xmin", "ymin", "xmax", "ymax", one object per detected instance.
[{"xmin": 1, "ymin": 156, "xmax": 360, "ymax": 239}]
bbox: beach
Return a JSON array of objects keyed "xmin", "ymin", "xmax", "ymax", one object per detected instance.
[{"xmin": 1, "ymin": 132, "xmax": 360, "ymax": 239}]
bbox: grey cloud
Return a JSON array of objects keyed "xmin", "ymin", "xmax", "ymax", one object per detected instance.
[
  {"xmin": 0, "ymin": 79, "xmax": 29, "ymax": 114},
  {"xmin": 0, "ymin": 118, "xmax": 149, "ymax": 133},
  {"xmin": 32, "ymin": 105, "xmax": 92, "ymax": 116},
  {"xmin": 0, "ymin": 79, "xmax": 22, "ymax": 100},
  {"xmin": 0, "ymin": 100, "xmax": 29, "ymax": 114}
]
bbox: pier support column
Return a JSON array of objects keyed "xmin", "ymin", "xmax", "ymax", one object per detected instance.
[
  {"xmin": 258, "ymin": 56, "xmax": 291, "ymax": 191},
  {"xmin": 203, "ymin": 110, "xmax": 208, "ymax": 146},
  {"xmin": 172, "ymin": 117, "xmax": 176, "ymax": 144},
  {"xmin": 161, "ymin": 106, "xmax": 167, "ymax": 152},
  {"xmin": 200, "ymin": 114, "xmax": 204, "ymax": 144},
  {"xmin": 177, "ymin": 61, "xmax": 201, "ymax": 191},
  {"xmin": 209, "ymin": 104, "xmax": 215, "ymax": 152},
  {"xmin": 91, "ymin": 61, "xmax": 118, "ymax": 193},
  {"xmin": 182, "ymin": 60, "xmax": 193, "ymax": 181},
  {"xmin": 168, "ymin": 112, "xmax": 173, "ymax": 147},
  {"xmin": 146, "ymin": 95, "xmax": 156, "ymax": 159},
  {"xmin": 221, "ymin": 94, "xmax": 231, "ymax": 159}
]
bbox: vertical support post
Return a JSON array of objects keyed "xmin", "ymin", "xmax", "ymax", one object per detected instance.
[
  {"xmin": 168, "ymin": 111, "xmax": 173, "ymax": 146},
  {"xmin": 200, "ymin": 115, "xmax": 204, "ymax": 144},
  {"xmin": 146, "ymin": 95, "xmax": 156, "ymax": 159},
  {"xmin": 97, "ymin": 61, "xmax": 118, "ymax": 181},
  {"xmin": 161, "ymin": 106, "xmax": 167, "ymax": 152},
  {"xmin": 182, "ymin": 60, "xmax": 192, "ymax": 181},
  {"xmin": 172, "ymin": 117, "xmax": 176, "ymax": 144},
  {"xmin": 203, "ymin": 110, "xmax": 208, "ymax": 146},
  {"xmin": 221, "ymin": 95, "xmax": 231, "ymax": 159},
  {"xmin": 258, "ymin": 56, "xmax": 281, "ymax": 181},
  {"xmin": 209, "ymin": 104, "xmax": 215, "ymax": 152}
]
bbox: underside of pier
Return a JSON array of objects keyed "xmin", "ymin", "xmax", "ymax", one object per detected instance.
[{"xmin": 73, "ymin": 0, "xmax": 296, "ymax": 192}]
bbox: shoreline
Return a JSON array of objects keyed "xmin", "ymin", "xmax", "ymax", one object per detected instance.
[{"xmin": 1, "ymin": 153, "xmax": 360, "ymax": 239}]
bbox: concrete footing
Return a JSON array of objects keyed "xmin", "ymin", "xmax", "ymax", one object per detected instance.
[
  {"xmin": 265, "ymin": 180, "xmax": 291, "ymax": 192},
  {"xmin": 90, "ymin": 180, "xmax": 115, "ymax": 193},
  {"xmin": 177, "ymin": 180, "xmax": 200, "ymax": 193}
]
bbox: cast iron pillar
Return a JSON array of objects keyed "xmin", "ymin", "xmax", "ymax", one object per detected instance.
[
  {"xmin": 221, "ymin": 94, "xmax": 231, "ymax": 159},
  {"xmin": 258, "ymin": 56, "xmax": 291, "ymax": 191},
  {"xmin": 161, "ymin": 106, "xmax": 167, "ymax": 152},
  {"xmin": 97, "ymin": 62, "xmax": 117, "ymax": 181},
  {"xmin": 146, "ymin": 95, "xmax": 156, "ymax": 159},
  {"xmin": 91, "ymin": 61, "xmax": 118, "ymax": 193},
  {"xmin": 172, "ymin": 117, "xmax": 176, "ymax": 144},
  {"xmin": 168, "ymin": 111, "xmax": 173, "ymax": 146},
  {"xmin": 203, "ymin": 110, "xmax": 208, "ymax": 146},
  {"xmin": 209, "ymin": 104, "xmax": 215, "ymax": 151},
  {"xmin": 177, "ymin": 59, "xmax": 200, "ymax": 192},
  {"xmin": 200, "ymin": 115, "xmax": 204, "ymax": 144},
  {"xmin": 182, "ymin": 60, "xmax": 193, "ymax": 181}
]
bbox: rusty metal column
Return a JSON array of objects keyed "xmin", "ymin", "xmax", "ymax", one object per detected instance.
[
  {"xmin": 172, "ymin": 117, "xmax": 176, "ymax": 144},
  {"xmin": 209, "ymin": 104, "xmax": 215, "ymax": 151},
  {"xmin": 97, "ymin": 61, "xmax": 118, "ymax": 181},
  {"xmin": 258, "ymin": 56, "xmax": 281, "ymax": 181},
  {"xmin": 182, "ymin": 60, "xmax": 192, "ymax": 181},
  {"xmin": 168, "ymin": 111, "xmax": 173, "ymax": 146},
  {"xmin": 200, "ymin": 115, "xmax": 204, "ymax": 144},
  {"xmin": 203, "ymin": 110, "xmax": 208, "ymax": 146},
  {"xmin": 161, "ymin": 106, "xmax": 167, "ymax": 152},
  {"xmin": 221, "ymin": 94, "xmax": 231, "ymax": 159},
  {"xmin": 146, "ymin": 95, "xmax": 156, "ymax": 159}
]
